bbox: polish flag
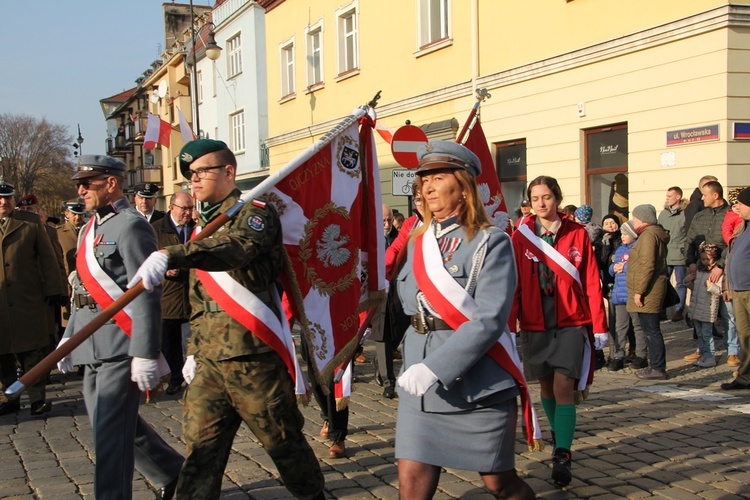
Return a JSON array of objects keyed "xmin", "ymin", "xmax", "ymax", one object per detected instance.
[
  {"xmin": 144, "ymin": 113, "xmax": 171, "ymax": 150},
  {"xmin": 177, "ymin": 107, "xmax": 196, "ymax": 143},
  {"xmin": 374, "ymin": 120, "xmax": 394, "ymax": 144}
]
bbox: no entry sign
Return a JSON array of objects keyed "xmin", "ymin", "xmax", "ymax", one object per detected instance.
[{"xmin": 390, "ymin": 125, "xmax": 428, "ymax": 168}]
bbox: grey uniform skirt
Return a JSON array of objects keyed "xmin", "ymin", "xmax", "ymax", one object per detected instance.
[{"xmin": 395, "ymin": 396, "xmax": 518, "ymax": 472}]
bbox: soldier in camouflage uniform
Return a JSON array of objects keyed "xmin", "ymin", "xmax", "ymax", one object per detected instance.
[{"xmin": 130, "ymin": 139, "xmax": 324, "ymax": 500}]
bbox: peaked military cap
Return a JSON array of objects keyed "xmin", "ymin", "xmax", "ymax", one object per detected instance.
[
  {"xmin": 133, "ymin": 183, "xmax": 161, "ymax": 198},
  {"xmin": 179, "ymin": 139, "xmax": 230, "ymax": 178},
  {"xmin": 64, "ymin": 201, "xmax": 86, "ymax": 214},
  {"xmin": 16, "ymin": 194, "xmax": 38, "ymax": 207},
  {"xmin": 415, "ymin": 140, "xmax": 481, "ymax": 178},
  {"xmin": 0, "ymin": 181, "xmax": 15, "ymax": 197},
  {"xmin": 72, "ymin": 155, "xmax": 126, "ymax": 180}
]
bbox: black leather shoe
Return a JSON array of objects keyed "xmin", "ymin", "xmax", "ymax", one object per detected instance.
[
  {"xmin": 374, "ymin": 371, "xmax": 384, "ymax": 387},
  {"xmin": 0, "ymin": 399, "xmax": 20, "ymax": 416},
  {"xmin": 157, "ymin": 477, "xmax": 178, "ymax": 500},
  {"xmin": 383, "ymin": 381, "xmax": 396, "ymax": 399},
  {"xmin": 165, "ymin": 382, "xmax": 183, "ymax": 395},
  {"xmin": 721, "ymin": 380, "xmax": 750, "ymax": 391},
  {"xmin": 30, "ymin": 400, "xmax": 51, "ymax": 416}
]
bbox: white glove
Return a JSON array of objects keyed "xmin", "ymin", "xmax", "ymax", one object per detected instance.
[
  {"xmin": 131, "ymin": 357, "xmax": 160, "ymax": 391},
  {"xmin": 182, "ymin": 355, "xmax": 197, "ymax": 385},
  {"xmin": 397, "ymin": 362, "xmax": 438, "ymax": 397},
  {"xmin": 594, "ymin": 333, "xmax": 609, "ymax": 350},
  {"xmin": 127, "ymin": 251, "xmax": 168, "ymax": 291},
  {"xmin": 56, "ymin": 337, "xmax": 74, "ymax": 374}
]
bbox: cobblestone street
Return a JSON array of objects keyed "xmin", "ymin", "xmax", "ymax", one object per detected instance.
[{"xmin": 2, "ymin": 318, "xmax": 750, "ymax": 499}]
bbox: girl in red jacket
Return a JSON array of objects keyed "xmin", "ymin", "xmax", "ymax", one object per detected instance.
[{"xmin": 510, "ymin": 176, "xmax": 608, "ymax": 487}]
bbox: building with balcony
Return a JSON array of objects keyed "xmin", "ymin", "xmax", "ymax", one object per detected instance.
[
  {"xmin": 198, "ymin": 0, "xmax": 270, "ymax": 191},
  {"xmin": 258, "ymin": 0, "xmax": 750, "ymax": 221},
  {"xmin": 99, "ymin": 2, "xmax": 212, "ymax": 209}
]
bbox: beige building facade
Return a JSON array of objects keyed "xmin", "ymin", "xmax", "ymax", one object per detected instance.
[{"xmin": 260, "ymin": 0, "xmax": 750, "ymax": 220}]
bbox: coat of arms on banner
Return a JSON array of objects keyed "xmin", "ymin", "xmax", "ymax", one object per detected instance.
[{"xmin": 337, "ymin": 134, "xmax": 360, "ymax": 177}]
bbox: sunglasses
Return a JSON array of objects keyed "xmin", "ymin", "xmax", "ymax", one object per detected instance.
[{"xmin": 76, "ymin": 178, "xmax": 108, "ymax": 189}]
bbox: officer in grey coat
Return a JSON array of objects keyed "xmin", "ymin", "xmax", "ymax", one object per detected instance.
[
  {"xmin": 395, "ymin": 141, "xmax": 534, "ymax": 499},
  {"xmin": 57, "ymin": 155, "xmax": 184, "ymax": 500}
]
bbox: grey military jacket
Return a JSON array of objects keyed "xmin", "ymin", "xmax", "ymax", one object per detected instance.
[
  {"xmin": 64, "ymin": 197, "xmax": 162, "ymax": 364},
  {"xmin": 396, "ymin": 219, "xmax": 520, "ymax": 413}
]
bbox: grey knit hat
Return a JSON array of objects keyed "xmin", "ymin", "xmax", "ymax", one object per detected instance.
[
  {"xmin": 632, "ymin": 204, "xmax": 657, "ymax": 225},
  {"xmin": 621, "ymin": 221, "xmax": 639, "ymax": 240}
]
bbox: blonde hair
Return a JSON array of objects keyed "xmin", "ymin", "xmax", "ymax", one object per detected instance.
[{"xmin": 413, "ymin": 169, "xmax": 491, "ymax": 241}]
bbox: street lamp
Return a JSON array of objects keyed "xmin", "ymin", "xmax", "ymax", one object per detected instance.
[
  {"xmin": 72, "ymin": 124, "xmax": 84, "ymax": 161},
  {"xmin": 189, "ymin": 0, "xmax": 222, "ymax": 139}
]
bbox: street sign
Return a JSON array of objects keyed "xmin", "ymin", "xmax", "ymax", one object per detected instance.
[
  {"xmin": 391, "ymin": 125, "xmax": 428, "ymax": 168},
  {"xmin": 391, "ymin": 169, "xmax": 417, "ymax": 196}
]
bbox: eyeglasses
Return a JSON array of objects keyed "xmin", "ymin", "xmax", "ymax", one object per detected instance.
[
  {"xmin": 171, "ymin": 204, "xmax": 195, "ymax": 212},
  {"xmin": 76, "ymin": 178, "xmax": 108, "ymax": 189},
  {"xmin": 187, "ymin": 165, "xmax": 224, "ymax": 179}
]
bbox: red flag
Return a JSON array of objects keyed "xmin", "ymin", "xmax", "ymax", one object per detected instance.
[
  {"xmin": 263, "ymin": 112, "xmax": 384, "ymax": 385},
  {"xmin": 463, "ymin": 119, "xmax": 511, "ymax": 232},
  {"xmin": 374, "ymin": 119, "xmax": 394, "ymax": 144},
  {"xmin": 144, "ymin": 113, "xmax": 171, "ymax": 150}
]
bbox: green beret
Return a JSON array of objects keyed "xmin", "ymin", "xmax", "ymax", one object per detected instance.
[{"xmin": 179, "ymin": 139, "xmax": 230, "ymax": 178}]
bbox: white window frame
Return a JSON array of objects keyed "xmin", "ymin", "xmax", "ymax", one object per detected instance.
[
  {"xmin": 335, "ymin": 2, "xmax": 359, "ymax": 78},
  {"xmin": 279, "ymin": 36, "xmax": 295, "ymax": 100},
  {"xmin": 416, "ymin": 0, "xmax": 452, "ymax": 55},
  {"xmin": 230, "ymin": 110, "xmax": 245, "ymax": 153},
  {"xmin": 305, "ymin": 21, "xmax": 324, "ymax": 88},
  {"xmin": 227, "ymin": 32, "xmax": 243, "ymax": 78}
]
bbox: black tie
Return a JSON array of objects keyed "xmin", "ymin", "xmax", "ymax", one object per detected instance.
[{"xmin": 177, "ymin": 226, "xmax": 185, "ymax": 244}]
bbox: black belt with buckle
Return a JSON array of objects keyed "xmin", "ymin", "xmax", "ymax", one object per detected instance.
[
  {"xmin": 74, "ymin": 294, "xmax": 97, "ymax": 309},
  {"xmin": 411, "ymin": 314, "xmax": 451, "ymax": 334}
]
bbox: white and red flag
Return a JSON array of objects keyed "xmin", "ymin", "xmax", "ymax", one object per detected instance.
[
  {"xmin": 177, "ymin": 107, "xmax": 196, "ymax": 143},
  {"xmin": 249, "ymin": 108, "xmax": 385, "ymax": 389},
  {"xmin": 144, "ymin": 113, "xmax": 171, "ymax": 150}
]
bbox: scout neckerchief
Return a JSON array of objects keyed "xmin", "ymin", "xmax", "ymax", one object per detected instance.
[
  {"xmin": 515, "ymin": 222, "xmax": 594, "ymax": 391},
  {"xmin": 191, "ymin": 224, "xmax": 307, "ymax": 398},
  {"xmin": 76, "ymin": 215, "xmax": 135, "ymax": 336},
  {"xmin": 411, "ymin": 223, "xmax": 543, "ymax": 450}
]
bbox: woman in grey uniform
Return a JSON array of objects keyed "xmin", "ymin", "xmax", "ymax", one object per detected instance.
[{"xmin": 395, "ymin": 140, "xmax": 534, "ymax": 499}]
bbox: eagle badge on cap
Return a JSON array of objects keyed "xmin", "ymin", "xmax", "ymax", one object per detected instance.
[{"xmin": 180, "ymin": 152, "xmax": 194, "ymax": 164}]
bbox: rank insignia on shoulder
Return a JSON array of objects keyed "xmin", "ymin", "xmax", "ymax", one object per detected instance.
[
  {"xmin": 251, "ymin": 199, "xmax": 266, "ymax": 209},
  {"xmin": 248, "ymin": 215, "xmax": 265, "ymax": 231}
]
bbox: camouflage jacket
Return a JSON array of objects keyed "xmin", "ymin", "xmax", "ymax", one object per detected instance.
[{"xmin": 165, "ymin": 189, "xmax": 283, "ymax": 361}]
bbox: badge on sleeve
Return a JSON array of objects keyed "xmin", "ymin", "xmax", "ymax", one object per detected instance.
[{"xmin": 248, "ymin": 215, "xmax": 265, "ymax": 231}]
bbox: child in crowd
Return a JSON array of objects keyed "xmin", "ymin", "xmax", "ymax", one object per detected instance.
[
  {"xmin": 574, "ymin": 204, "xmax": 603, "ymax": 246},
  {"xmin": 684, "ymin": 243, "xmax": 724, "ymax": 368},
  {"xmin": 608, "ymin": 221, "xmax": 648, "ymax": 370}
]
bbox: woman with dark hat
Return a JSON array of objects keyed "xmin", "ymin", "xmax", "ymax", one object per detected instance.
[{"xmin": 395, "ymin": 140, "xmax": 535, "ymax": 499}]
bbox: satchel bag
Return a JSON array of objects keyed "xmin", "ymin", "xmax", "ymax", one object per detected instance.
[{"xmin": 663, "ymin": 281, "xmax": 680, "ymax": 308}]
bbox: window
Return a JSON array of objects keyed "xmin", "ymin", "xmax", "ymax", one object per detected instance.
[
  {"xmin": 196, "ymin": 70, "xmax": 203, "ymax": 103},
  {"xmin": 227, "ymin": 33, "xmax": 242, "ymax": 78},
  {"xmin": 495, "ymin": 139, "xmax": 527, "ymax": 215},
  {"xmin": 306, "ymin": 24, "xmax": 323, "ymax": 87},
  {"xmin": 419, "ymin": 0, "xmax": 451, "ymax": 48},
  {"xmin": 230, "ymin": 110, "xmax": 245, "ymax": 153},
  {"xmin": 336, "ymin": 4, "xmax": 358, "ymax": 75},
  {"xmin": 584, "ymin": 123, "xmax": 628, "ymax": 222},
  {"xmin": 280, "ymin": 38, "xmax": 295, "ymax": 98}
]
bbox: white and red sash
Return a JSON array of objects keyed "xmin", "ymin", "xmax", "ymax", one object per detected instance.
[
  {"xmin": 195, "ymin": 269, "xmax": 307, "ymax": 397},
  {"xmin": 76, "ymin": 219, "xmax": 135, "ymax": 336},
  {"xmin": 514, "ymin": 224, "xmax": 594, "ymax": 390},
  {"xmin": 412, "ymin": 227, "xmax": 542, "ymax": 448}
]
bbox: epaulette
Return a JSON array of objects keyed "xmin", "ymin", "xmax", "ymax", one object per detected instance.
[{"xmin": 13, "ymin": 209, "xmax": 40, "ymax": 222}]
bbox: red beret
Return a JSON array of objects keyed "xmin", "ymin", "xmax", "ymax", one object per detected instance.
[{"xmin": 16, "ymin": 194, "xmax": 38, "ymax": 207}]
